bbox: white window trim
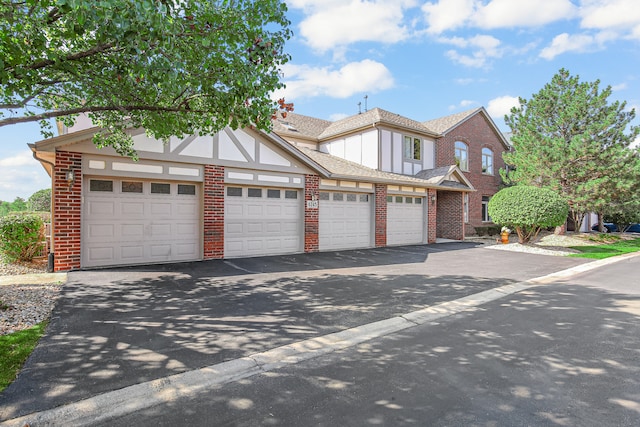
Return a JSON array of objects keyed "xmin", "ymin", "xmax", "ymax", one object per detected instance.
[
  {"xmin": 455, "ymin": 141, "xmax": 468, "ymax": 172},
  {"xmin": 482, "ymin": 147, "xmax": 494, "ymax": 175}
]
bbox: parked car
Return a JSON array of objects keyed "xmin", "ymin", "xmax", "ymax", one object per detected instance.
[{"xmin": 592, "ymin": 223, "xmax": 640, "ymax": 233}]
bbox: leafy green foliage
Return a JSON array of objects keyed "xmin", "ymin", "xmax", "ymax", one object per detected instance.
[
  {"xmin": 0, "ymin": 213, "xmax": 44, "ymax": 262},
  {"xmin": 488, "ymin": 186, "xmax": 568, "ymax": 243},
  {"xmin": 0, "ymin": 197, "xmax": 28, "ymax": 216},
  {"xmin": 27, "ymin": 188, "xmax": 51, "ymax": 212},
  {"xmin": 502, "ymin": 68, "xmax": 640, "ymax": 231},
  {"xmin": 0, "ymin": 321, "xmax": 47, "ymax": 392},
  {"xmin": 1, "ymin": 0, "xmax": 292, "ymax": 157}
]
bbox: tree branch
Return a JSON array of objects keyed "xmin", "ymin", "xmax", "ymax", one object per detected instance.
[{"xmin": 0, "ymin": 104, "xmax": 209, "ymax": 127}]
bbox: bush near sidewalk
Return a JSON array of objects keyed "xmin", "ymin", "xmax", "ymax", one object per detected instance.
[{"xmin": 0, "ymin": 213, "xmax": 45, "ymax": 263}]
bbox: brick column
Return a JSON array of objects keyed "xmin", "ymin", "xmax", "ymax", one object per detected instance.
[
  {"xmin": 203, "ymin": 165, "xmax": 224, "ymax": 259},
  {"xmin": 436, "ymin": 191, "xmax": 464, "ymax": 240},
  {"xmin": 427, "ymin": 189, "xmax": 437, "ymax": 243},
  {"xmin": 53, "ymin": 151, "xmax": 82, "ymax": 271},
  {"xmin": 304, "ymin": 174, "xmax": 319, "ymax": 253},
  {"xmin": 374, "ymin": 184, "xmax": 387, "ymax": 247}
]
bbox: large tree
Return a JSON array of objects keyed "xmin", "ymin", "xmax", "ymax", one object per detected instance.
[
  {"xmin": 502, "ymin": 68, "xmax": 640, "ymax": 231},
  {"xmin": 0, "ymin": 0, "xmax": 292, "ymax": 156}
]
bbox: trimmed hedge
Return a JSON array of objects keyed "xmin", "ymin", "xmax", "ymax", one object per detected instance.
[
  {"xmin": 474, "ymin": 226, "xmax": 501, "ymax": 236},
  {"xmin": 488, "ymin": 186, "xmax": 568, "ymax": 243},
  {"xmin": 0, "ymin": 213, "xmax": 45, "ymax": 262}
]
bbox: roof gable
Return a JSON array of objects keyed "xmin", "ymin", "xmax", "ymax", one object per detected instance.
[{"xmin": 423, "ymin": 107, "xmax": 510, "ymax": 150}]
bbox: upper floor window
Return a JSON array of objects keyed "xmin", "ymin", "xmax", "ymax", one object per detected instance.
[
  {"xmin": 455, "ymin": 141, "xmax": 468, "ymax": 171},
  {"xmin": 404, "ymin": 136, "xmax": 421, "ymax": 161},
  {"xmin": 482, "ymin": 147, "xmax": 494, "ymax": 175}
]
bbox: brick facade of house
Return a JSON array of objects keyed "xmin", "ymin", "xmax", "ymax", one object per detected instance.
[
  {"xmin": 374, "ymin": 184, "xmax": 387, "ymax": 247},
  {"xmin": 304, "ymin": 174, "xmax": 320, "ymax": 253},
  {"xmin": 52, "ymin": 151, "xmax": 82, "ymax": 271},
  {"xmin": 435, "ymin": 113, "xmax": 506, "ymax": 235},
  {"xmin": 203, "ymin": 165, "xmax": 225, "ymax": 259},
  {"xmin": 436, "ymin": 190, "xmax": 464, "ymax": 240}
]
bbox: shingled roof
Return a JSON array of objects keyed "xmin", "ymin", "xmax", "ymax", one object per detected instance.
[
  {"xmin": 422, "ymin": 108, "xmax": 482, "ymax": 134},
  {"xmin": 318, "ymin": 107, "xmax": 440, "ymax": 139},
  {"xmin": 271, "ymin": 111, "xmax": 332, "ymax": 140},
  {"xmin": 297, "ymin": 147, "xmax": 473, "ymax": 191}
]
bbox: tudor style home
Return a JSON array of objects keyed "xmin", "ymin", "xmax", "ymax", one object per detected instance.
[{"xmin": 30, "ymin": 106, "xmax": 508, "ymax": 272}]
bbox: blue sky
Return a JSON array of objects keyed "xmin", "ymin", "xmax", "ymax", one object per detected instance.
[{"xmin": 1, "ymin": 0, "xmax": 639, "ymax": 202}]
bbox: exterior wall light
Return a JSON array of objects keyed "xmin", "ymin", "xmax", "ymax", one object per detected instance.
[{"xmin": 66, "ymin": 170, "xmax": 75, "ymax": 189}]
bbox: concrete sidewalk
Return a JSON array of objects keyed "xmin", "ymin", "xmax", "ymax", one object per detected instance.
[{"xmin": 0, "ymin": 243, "xmax": 596, "ymax": 423}]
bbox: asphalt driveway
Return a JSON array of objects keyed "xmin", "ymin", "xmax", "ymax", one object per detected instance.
[{"xmin": 0, "ymin": 242, "xmax": 590, "ymax": 420}]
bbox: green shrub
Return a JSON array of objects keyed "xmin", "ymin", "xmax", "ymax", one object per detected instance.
[
  {"xmin": 474, "ymin": 226, "xmax": 501, "ymax": 236},
  {"xmin": 488, "ymin": 186, "xmax": 568, "ymax": 243},
  {"xmin": 0, "ymin": 213, "xmax": 45, "ymax": 262}
]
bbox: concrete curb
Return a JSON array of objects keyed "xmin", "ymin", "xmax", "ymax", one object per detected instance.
[{"xmin": 2, "ymin": 252, "xmax": 638, "ymax": 427}]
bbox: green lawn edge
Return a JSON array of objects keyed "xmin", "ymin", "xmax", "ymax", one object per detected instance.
[
  {"xmin": 0, "ymin": 321, "xmax": 48, "ymax": 392},
  {"xmin": 568, "ymin": 238, "xmax": 640, "ymax": 260}
]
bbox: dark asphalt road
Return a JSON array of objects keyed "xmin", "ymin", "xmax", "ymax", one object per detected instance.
[
  {"xmin": 102, "ymin": 255, "xmax": 640, "ymax": 427},
  {"xmin": 0, "ymin": 242, "xmax": 591, "ymax": 421}
]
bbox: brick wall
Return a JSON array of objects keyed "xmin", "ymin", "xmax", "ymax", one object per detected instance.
[
  {"xmin": 304, "ymin": 174, "xmax": 319, "ymax": 252},
  {"xmin": 203, "ymin": 165, "xmax": 224, "ymax": 259},
  {"xmin": 427, "ymin": 189, "xmax": 437, "ymax": 243},
  {"xmin": 436, "ymin": 190, "xmax": 464, "ymax": 240},
  {"xmin": 52, "ymin": 151, "xmax": 82, "ymax": 271},
  {"xmin": 435, "ymin": 112, "xmax": 506, "ymax": 234},
  {"xmin": 374, "ymin": 184, "xmax": 387, "ymax": 247}
]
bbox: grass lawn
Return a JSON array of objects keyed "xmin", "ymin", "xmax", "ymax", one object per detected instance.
[
  {"xmin": 0, "ymin": 321, "xmax": 47, "ymax": 392},
  {"xmin": 569, "ymin": 237, "xmax": 640, "ymax": 259}
]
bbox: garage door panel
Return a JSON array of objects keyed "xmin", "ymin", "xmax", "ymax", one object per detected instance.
[
  {"xmin": 121, "ymin": 246, "xmax": 144, "ymax": 260},
  {"xmin": 387, "ymin": 196, "xmax": 424, "ymax": 245},
  {"xmin": 150, "ymin": 203, "xmax": 172, "ymax": 216},
  {"xmin": 121, "ymin": 224, "xmax": 144, "ymax": 237},
  {"xmin": 87, "ymin": 247, "xmax": 114, "ymax": 262},
  {"xmin": 319, "ymin": 192, "xmax": 372, "ymax": 251},
  {"xmin": 224, "ymin": 186, "xmax": 301, "ymax": 258},
  {"xmin": 88, "ymin": 201, "xmax": 115, "ymax": 216},
  {"xmin": 83, "ymin": 179, "xmax": 201, "ymax": 268},
  {"xmin": 87, "ymin": 224, "xmax": 114, "ymax": 238},
  {"xmin": 121, "ymin": 202, "xmax": 144, "ymax": 216}
]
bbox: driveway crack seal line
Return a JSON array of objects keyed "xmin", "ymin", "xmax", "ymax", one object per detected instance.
[{"xmin": 3, "ymin": 252, "xmax": 639, "ymax": 427}]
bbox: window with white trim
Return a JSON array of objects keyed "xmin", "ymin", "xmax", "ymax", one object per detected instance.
[
  {"xmin": 403, "ymin": 136, "xmax": 421, "ymax": 161},
  {"xmin": 455, "ymin": 141, "xmax": 468, "ymax": 171},
  {"xmin": 482, "ymin": 196, "xmax": 491, "ymax": 222},
  {"xmin": 482, "ymin": 147, "xmax": 493, "ymax": 175},
  {"xmin": 464, "ymin": 193, "xmax": 469, "ymax": 223}
]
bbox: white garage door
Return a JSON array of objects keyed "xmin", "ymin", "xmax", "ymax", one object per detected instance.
[
  {"xmin": 224, "ymin": 186, "xmax": 302, "ymax": 258},
  {"xmin": 387, "ymin": 195, "xmax": 425, "ymax": 246},
  {"xmin": 319, "ymin": 191, "xmax": 372, "ymax": 251},
  {"xmin": 83, "ymin": 178, "xmax": 200, "ymax": 268}
]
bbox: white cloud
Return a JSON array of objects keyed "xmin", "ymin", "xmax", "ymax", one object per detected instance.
[
  {"xmin": 539, "ymin": 31, "xmax": 617, "ymax": 59},
  {"xmin": 440, "ymin": 34, "xmax": 502, "ymax": 67},
  {"xmin": 294, "ymin": 0, "xmax": 417, "ymax": 53},
  {"xmin": 473, "ymin": 0, "xmax": 577, "ymax": 29},
  {"xmin": 275, "ymin": 60, "xmax": 395, "ymax": 100},
  {"xmin": 448, "ymin": 99, "xmax": 479, "ymax": 110},
  {"xmin": 422, "ymin": 0, "xmax": 476, "ymax": 34},
  {"xmin": 487, "ymin": 95, "xmax": 520, "ymax": 119},
  {"xmin": 0, "ymin": 151, "xmax": 50, "ymax": 202},
  {"xmin": 422, "ymin": 0, "xmax": 576, "ymax": 34},
  {"xmin": 612, "ymin": 82, "xmax": 628, "ymax": 91},
  {"xmin": 580, "ymin": 0, "xmax": 640, "ymax": 34}
]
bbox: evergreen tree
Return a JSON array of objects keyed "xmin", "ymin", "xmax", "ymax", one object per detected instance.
[{"xmin": 503, "ymin": 68, "xmax": 640, "ymax": 231}]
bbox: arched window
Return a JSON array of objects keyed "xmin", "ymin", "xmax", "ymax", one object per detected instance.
[
  {"xmin": 454, "ymin": 141, "xmax": 468, "ymax": 171},
  {"xmin": 482, "ymin": 147, "xmax": 493, "ymax": 175}
]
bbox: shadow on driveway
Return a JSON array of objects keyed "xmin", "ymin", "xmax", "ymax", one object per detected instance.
[{"xmin": 0, "ymin": 243, "xmax": 590, "ymax": 420}]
